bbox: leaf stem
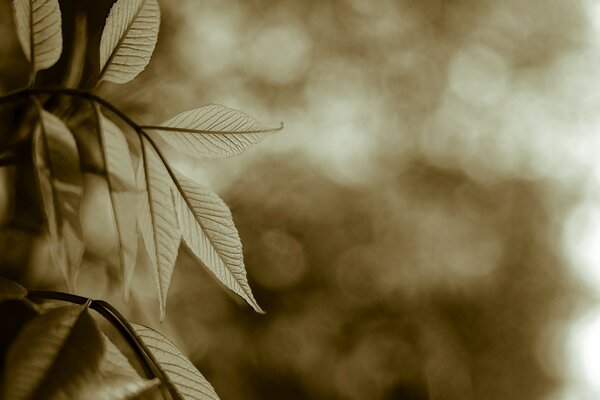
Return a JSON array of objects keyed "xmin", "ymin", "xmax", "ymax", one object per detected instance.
[
  {"xmin": 27, "ymin": 289, "xmax": 181, "ymax": 400},
  {"xmin": 139, "ymin": 122, "xmax": 284, "ymax": 135},
  {"xmin": 0, "ymin": 88, "xmax": 139, "ymax": 131}
]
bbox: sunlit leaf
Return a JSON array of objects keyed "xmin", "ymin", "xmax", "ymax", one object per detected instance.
[
  {"xmin": 99, "ymin": 0, "xmax": 160, "ymax": 84},
  {"xmin": 4, "ymin": 304, "xmax": 104, "ymax": 400},
  {"xmin": 153, "ymin": 104, "xmax": 281, "ymax": 158},
  {"xmin": 139, "ymin": 138, "xmax": 179, "ymax": 320},
  {"xmin": 0, "ymin": 277, "xmax": 27, "ymax": 302},
  {"xmin": 132, "ymin": 323, "xmax": 220, "ymax": 400},
  {"xmin": 33, "ymin": 109, "xmax": 84, "ymax": 290},
  {"xmin": 173, "ymin": 171, "xmax": 263, "ymax": 313},
  {"xmin": 136, "ymin": 157, "xmax": 155, "ymax": 269},
  {"xmin": 11, "ymin": 0, "xmax": 63, "ymax": 72},
  {"xmin": 96, "ymin": 107, "xmax": 138, "ymax": 299}
]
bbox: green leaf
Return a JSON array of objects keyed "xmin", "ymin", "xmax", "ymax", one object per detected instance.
[
  {"xmin": 132, "ymin": 323, "xmax": 220, "ymax": 400},
  {"xmin": 153, "ymin": 104, "xmax": 281, "ymax": 159},
  {"xmin": 0, "ymin": 277, "xmax": 27, "ymax": 302},
  {"xmin": 4, "ymin": 304, "xmax": 104, "ymax": 400},
  {"xmin": 99, "ymin": 0, "xmax": 160, "ymax": 84},
  {"xmin": 11, "ymin": 0, "xmax": 63, "ymax": 72},
  {"xmin": 96, "ymin": 107, "xmax": 138, "ymax": 299},
  {"xmin": 173, "ymin": 171, "xmax": 263, "ymax": 313},
  {"xmin": 138, "ymin": 138, "xmax": 180, "ymax": 320},
  {"xmin": 33, "ymin": 109, "xmax": 84, "ymax": 290}
]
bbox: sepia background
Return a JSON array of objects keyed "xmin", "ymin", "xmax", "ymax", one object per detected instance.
[{"xmin": 1, "ymin": 0, "xmax": 600, "ymax": 399}]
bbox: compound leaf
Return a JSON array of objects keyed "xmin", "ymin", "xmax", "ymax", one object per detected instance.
[
  {"xmin": 99, "ymin": 0, "xmax": 160, "ymax": 84},
  {"xmin": 132, "ymin": 323, "xmax": 220, "ymax": 400},
  {"xmin": 11, "ymin": 0, "xmax": 63, "ymax": 72},
  {"xmin": 153, "ymin": 104, "xmax": 281, "ymax": 159},
  {"xmin": 4, "ymin": 304, "xmax": 104, "ymax": 400},
  {"xmin": 173, "ymin": 172, "xmax": 263, "ymax": 313},
  {"xmin": 96, "ymin": 108, "xmax": 138, "ymax": 300},
  {"xmin": 33, "ymin": 109, "xmax": 84, "ymax": 290}
]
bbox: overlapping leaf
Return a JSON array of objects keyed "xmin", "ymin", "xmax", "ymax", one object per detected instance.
[
  {"xmin": 33, "ymin": 109, "xmax": 84, "ymax": 290},
  {"xmin": 96, "ymin": 107, "xmax": 138, "ymax": 299},
  {"xmin": 132, "ymin": 323, "xmax": 220, "ymax": 400},
  {"xmin": 11, "ymin": 0, "xmax": 63, "ymax": 72},
  {"xmin": 173, "ymin": 172, "xmax": 263, "ymax": 313},
  {"xmin": 4, "ymin": 304, "xmax": 103, "ymax": 400},
  {"xmin": 99, "ymin": 0, "xmax": 160, "ymax": 84},
  {"xmin": 153, "ymin": 104, "xmax": 281, "ymax": 158},
  {"xmin": 138, "ymin": 138, "xmax": 180, "ymax": 320},
  {"xmin": 74, "ymin": 334, "xmax": 159, "ymax": 400}
]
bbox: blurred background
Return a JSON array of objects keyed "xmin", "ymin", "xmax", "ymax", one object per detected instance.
[{"xmin": 1, "ymin": 0, "xmax": 600, "ymax": 399}]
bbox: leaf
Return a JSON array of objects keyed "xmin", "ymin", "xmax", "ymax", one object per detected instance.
[
  {"xmin": 11, "ymin": 0, "xmax": 63, "ymax": 72},
  {"xmin": 173, "ymin": 172, "xmax": 263, "ymax": 313},
  {"xmin": 0, "ymin": 276, "xmax": 27, "ymax": 302},
  {"xmin": 0, "ymin": 300, "xmax": 38, "ymax": 379},
  {"xmin": 96, "ymin": 107, "xmax": 138, "ymax": 299},
  {"xmin": 139, "ymin": 138, "xmax": 180, "ymax": 320},
  {"xmin": 132, "ymin": 323, "xmax": 220, "ymax": 400},
  {"xmin": 33, "ymin": 109, "xmax": 85, "ymax": 290},
  {"xmin": 99, "ymin": 0, "xmax": 160, "ymax": 84},
  {"xmin": 74, "ymin": 334, "xmax": 159, "ymax": 400},
  {"xmin": 4, "ymin": 304, "xmax": 104, "ymax": 400},
  {"xmin": 153, "ymin": 104, "xmax": 281, "ymax": 159}
]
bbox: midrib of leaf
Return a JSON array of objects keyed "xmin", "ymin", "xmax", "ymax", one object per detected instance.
[
  {"xmin": 140, "ymin": 137, "xmax": 166, "ymax": 308},
  {"xmin": 142, "ymin": 134, "xmax": 257, "ymax": 306},
  {"xmin": 34, "ymin": 101, "xmax": 63, "ymax": 228},
  {"xmin": 141, "ymin": 122, "xmax": 284, "ymax": 135},
  {"xmin": 98, "ymin": 0, "xmax": 145, "ymax": 83}
]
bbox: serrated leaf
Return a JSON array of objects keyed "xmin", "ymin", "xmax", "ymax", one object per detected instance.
[
  {"xmin": 0, "ymin": 277, "xmax": 27, "ymax": 302},
  {"xmin": 4, "ymin": 304, "xmax": 104, "ymax": 400},
  {"xmin": 173, "ymin": 172, "xmax": 263, "ymax": 313},
  {"xmin": 153, "ymin": 104, "xmax": 281, "ymax": 159},
  {"xmin": 132, "ymin": 323, "xmax": 220, "ymax": 400},
  {"xmin": 139, "ymin": 138, "xmax": 180, "ymax": 320},
  {"xmin": 99, "ymin": 0, "xmax": 160, "ymax": 84},
  {"xmin": 96, "ymin": 108, "xmax": 138, "ymax": 300},
  {"xmin": 11, "ymin": 0, "xmax": 63, "ymax": 72},
  {"xmin": 33, "ymin": 109, "xmax": 84, "ymax": 290}
]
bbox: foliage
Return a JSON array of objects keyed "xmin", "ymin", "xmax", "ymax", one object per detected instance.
[{"xmin": 0, "ymin": 0, "xmax": 280, "ymax": 398}]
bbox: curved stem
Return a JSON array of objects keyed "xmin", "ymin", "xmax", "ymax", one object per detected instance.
[
  {"xmin": 27, "ymin": 290, "xmax": 180, "ymax": 400},
  {"xmin": 0, "ymin": 88, "xmax": 139, "ymax": 131}
]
